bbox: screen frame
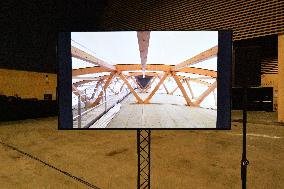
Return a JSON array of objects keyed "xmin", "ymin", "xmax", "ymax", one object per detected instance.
[{"xmin": 58, "ymin": 31, "xmax": 232, "ymax": 130}]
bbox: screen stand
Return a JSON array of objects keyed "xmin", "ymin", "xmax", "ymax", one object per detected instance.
[
  {"xmin": 241, "ymin": 86, "xmax": 249, "ymax": 189},
  {"xmin": 137, "ymin": 129, "xmax": 151, "ymax": 189}
]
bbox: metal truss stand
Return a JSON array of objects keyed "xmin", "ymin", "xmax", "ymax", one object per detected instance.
[
  {"xmin": 137, "ymin": 129, "xmax": 151, "ymax": 189},
  {"xmin": 241, "ymin": 86, "xmax": 249, "ymax": 189}
]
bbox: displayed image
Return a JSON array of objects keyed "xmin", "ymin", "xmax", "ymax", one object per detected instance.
[{"xmin": 71, "ymin": 31, "xmax": 218, "ymax": 128}]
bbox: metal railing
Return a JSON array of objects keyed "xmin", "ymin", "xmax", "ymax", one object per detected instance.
[{"xmin": 73, "ymin": 88, "xmax": 130, "ymax": 128}]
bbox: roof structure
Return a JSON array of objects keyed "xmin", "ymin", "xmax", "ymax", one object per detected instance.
[{"xmin": 72, "ymin": 31, "xmax": 218, "ymax": 109}]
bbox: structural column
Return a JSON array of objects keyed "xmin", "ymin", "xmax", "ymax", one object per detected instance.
[{"xmin": 278, "ymin": 34, "xmax": 284, "ymax": 122}]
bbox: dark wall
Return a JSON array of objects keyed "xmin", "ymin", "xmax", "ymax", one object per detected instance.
[
  {"xmin": 2, "ymin": 1, "xmax": 57, "ymax": 73},
  {"xmin": 0, "ymin": 96, "xmax": 58, "ymax": 121},
  {"xmin": 233, "ymin": 35, "xmax": 278, "ymax": 87},
  {"xmin": 2, "ymin": 0, "xmax": 108, "ymax": 74}
]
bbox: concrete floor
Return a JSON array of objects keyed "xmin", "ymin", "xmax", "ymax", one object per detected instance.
[
  {"xmin": 0, "ymin": 113, "xmax": 283, "ymax": 188},
  {"xmin": 108, "ymin": 93, "xmax": 217, "ymax": 128}
]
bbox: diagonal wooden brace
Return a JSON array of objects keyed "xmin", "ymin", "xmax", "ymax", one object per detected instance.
[
  {"xmin": 144, "ymin": 72, "xmax": 169, "ymax": 104},
  {"xmin": 195, "ymin": 81, "xmax": 217, "ymax": 105},
  {"xmin": 171, "ymin": 72, "xmax": 194, "ymax": 106},
  {"xmin": 118, "ymin": 73, "xmax": 144, "ymax": 104}
]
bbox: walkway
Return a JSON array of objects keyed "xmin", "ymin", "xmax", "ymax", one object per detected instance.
[{"xmin": 108, "ymin": 93, "xmax": 217, "ymax": 128}]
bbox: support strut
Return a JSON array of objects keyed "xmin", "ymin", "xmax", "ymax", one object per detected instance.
[{"xmin": 137, "ymin": 129, "xmax": 151, "ymax": 189}]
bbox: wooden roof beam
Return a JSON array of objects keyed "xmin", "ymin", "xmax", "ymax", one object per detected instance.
[
  {"xmin": 144, "ymin": 72, "xmax": 169, "ymax": 104},
  {"xmin": 89, "ymin": 72, "xmax": 116, "ymax": 107},
  {"xmin": 142, "ymin": 76, "xmax": 158, "ymax": 93},
  {"xmin": 184, "ymin": 79, "xmax": 195, "ymax": 99},
  {"xmin": 72, "ymin": 76, "xmax": 108, "ymax": 80},
  {"xmin": 72, "ymin": 67, "xmax": 110, "ymax": 76},
  {"xmin": 187, "ymin": 78, "xmax": 212, "ymax": 86},
  {"xmin": 178, "ymin": 67, "xmax": 217, "ymax": 78},
  {"xmin": 72, "ymin": 85, "xmax": 89, "ymax": 103},
  {"xmin": 168, "ymin": 86, "xmax": 179, "ymax": 95},
  {"xmin": 127, "ymin": 72, "xmax": 159, "ymax": 77},
  {"xmin": 158, "ymin": 75, "xmax": 170, "ymax": 94},
  {"xmin": 71, "ymin": 46, "xmax": 116, "ymax": 70},
  {"xmin": 173, "ymin": 45, "xmax": 218, "ymax": 71},
  {"xmin": 195, "ymin": 81, "xmax": 217, "ymax": 105},
  {"xmin": 171, "ymin": 72, "xmax": 194, "ymax": 106},
  {"xmin": 116, "ymin": 64, "xmax": 216, "ymax": 77},
  {"xmin": 116, "ymin": 64, "xmax": 171, "ymax": 72},
  {"xmin": 118, "ymin": 73, "xmax": 143, "ymax": 104},
  {"xmin": 90, "ymin": 79, "xmax": 104, "ymax": 99},
  {"xmin": 130, "ymin": 76, "xmax": 143, "ymax": 91},
  {"xmin": 72, "ymin": 75, "xmax": 109, "ymax": 87}
]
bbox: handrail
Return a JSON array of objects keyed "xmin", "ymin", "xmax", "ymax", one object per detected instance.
[{"xmin": 72, "ymin": 90, "xmax": 129, "ymax": 121}]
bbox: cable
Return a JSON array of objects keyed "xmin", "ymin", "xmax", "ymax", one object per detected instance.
[{"xmin": 0, "ymin": 141, "xmax": 101, "ymax": 189}]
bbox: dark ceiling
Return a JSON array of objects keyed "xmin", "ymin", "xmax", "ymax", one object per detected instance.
[{"xmin": 2, "ymin": 0, "xmax": 282, "ymax": 74}]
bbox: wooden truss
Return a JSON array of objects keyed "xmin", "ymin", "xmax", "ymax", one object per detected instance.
[
  {"xmin": 118, "ymin": 73, "xmax": 143, "ymax": 104},
  {"xmin": 72, "ymin": 44, "xmax": 218, "ymax": 107},
  {"xmin": 142, "ymin": 76, "xmax": 157, "ymax": 93},
  {"xmin": 144, "ymin": 72, "xmax": 169, "ymax": 104}
]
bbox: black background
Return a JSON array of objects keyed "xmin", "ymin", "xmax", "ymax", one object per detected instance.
[{"xmin": 1, "ymin": 0, "xmax": 108, "ymax": 73}]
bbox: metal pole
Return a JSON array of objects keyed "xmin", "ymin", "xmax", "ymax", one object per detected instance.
[
  {"xmin": 78, "ymin": 95, "xmax": 81, "ymax": 128},
  {"xmin": 104, "ymin": 89, "xmax": 107, "ymax": 112},
  {"xmin": 84, "ymin": 89, "xmax": 87, "ymax": 110},
  {"xmin": 241, "ymin": 86, "xmax": 249, "ymax": 189}
]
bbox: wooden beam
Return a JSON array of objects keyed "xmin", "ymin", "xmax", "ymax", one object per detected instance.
[
  {"xmin": 72, "ymin": 85, "xmax": 89, "ymax": 103},
  {"xmin": 72, "ymin": 67, "xmax": 110, "ymax": 76},
  {"xmin": 162, "ymin": 83, "xmax": 169, "ymax": 94},
  {"xmin": 188, "ymin": 78, "xmax": 212, "ymax": 86},
  {"xmin": 90, "ymin": 72, "xmax": 116, "ymax": 107},
  {"xmin": 171, "ymin": 72, "xmax": 194, "ymax": 106},
  {"xmin": 178, "ymin": 67, "xmax": 217, "ymax": 78},
  {"xmin": 116, "ymin": 64, "xmax": 172, "ymax": 72},
  {"xmin": 71, "ymin": 46, "xmax": 115, "ymax": 70},
  {"xmin": 144, "ymin": 72, "xmax": 169, "ymax": 104},
  {"xmin": 72, "ymin": 64, "xmax": 216, "ymax": 78},
  {"xmin": 169, "ymin": 86, "xmax": 179, "ymax": 95},
  {"xmin": 73, "ymin": 75, "xmax": 109, "ymax": 87},
  {"xmin": 189, "ymin": 76, "xmax": 213, "ymax": 80},
  {"xmin": 119, "ymin": 82, "xmax": 125, "ymax": 92},
  {"xmin": 158, "ymin": 75, "xmax": 170, "ymax": 94},
  {"xmin": 184, "ymin": 79, "xmax": 194, "ymax": 99},
  {"xmin": 173, "ymin": 45, "xmax": 218, "ymax": 70},
  {"xmin": 72, "ymin": 84, "xmax": 82, "ymax": 96},
  {"xmin": 118, "ymin": 73, "xmax": 143, "ymax": 104},
  {"xmin": 90, "ymin": 79, "xmax": 104, "ymax": 99},
  {"xmin": 130, "ymin": 77, "xmax": 143, "ymax": 91},
  {"xmin": 72, "ymin": 76, "xmax": 106, "ymax": 80},
  {"xmin": 73, "ymin": 80, "xmax": 94, "ymax": 87},
  {"xmin": 142, "ymin": 76, "xmax": 158, "ymax": 93},
  {"xmin": 195, "ymin": 81, "xmax": 217, "ymax": 105},
  {"xmin": 128, "ymin": 72, "xmax": 158, "ymax": 77}
]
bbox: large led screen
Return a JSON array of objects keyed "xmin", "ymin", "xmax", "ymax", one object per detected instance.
[{"xmin": 58, "ymin": 31, "xmax": 231, "ymax": 129}]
